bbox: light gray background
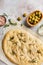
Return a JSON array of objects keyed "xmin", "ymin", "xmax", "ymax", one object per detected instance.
[{"xmin": 0, "ymin": 0, "xmax": 43, "ymax": 65}]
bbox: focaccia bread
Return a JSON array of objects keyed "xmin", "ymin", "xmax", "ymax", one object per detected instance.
[{"xmin": 2, "ymin": 29, "xmax": 43, "ymax": 65}]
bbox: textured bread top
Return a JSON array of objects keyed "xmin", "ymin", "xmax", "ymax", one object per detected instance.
[{"xmin": 2, "ymin": 29, "xmax": 43, "ymax": 65}]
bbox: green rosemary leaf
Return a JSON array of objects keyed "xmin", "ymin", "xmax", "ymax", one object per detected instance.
[
  {"xmin": 8, "ymin": 19, "xmax": 17, "ymax": 25},
  {"xmin": 4, "ymin": 24, "xmax": 9, "ymax": 28},
  {"xmin": 30, "ymin": 59, "xmax": 37, "ymax": 63}
]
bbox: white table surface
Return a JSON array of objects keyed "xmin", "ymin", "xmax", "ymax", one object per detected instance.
[
  {"xmin": 0, "ymin": 60, "xmax": 6, "ymax": 65},
  {"xmin": 0, "ymin": 0, "xmax": 43, "ymax": 65}
]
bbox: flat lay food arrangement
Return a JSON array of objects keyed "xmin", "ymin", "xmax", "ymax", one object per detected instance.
[
  {"xmin": 0, "ymin": 0, "xmax": 43, "ymax": 65},
  {"xmin": 0, "ymin": 10, "xmax": 43, "ymax": 65}
]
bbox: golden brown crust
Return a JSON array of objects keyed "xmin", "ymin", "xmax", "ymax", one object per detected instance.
[
  {"xmin": 2, "ymin": 29, "xmax": 43, "ymax": 65},
  {"xmin": 2, "ymin": 31, "xmax": 18, "ymax": 65}
]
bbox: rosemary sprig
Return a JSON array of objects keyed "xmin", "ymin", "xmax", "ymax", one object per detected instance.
[
  {"xmin": 8, "ymin": 19, "xmax": 17, "ymax": 25},
  {"xmin": 30, "ymin": 59, "xmax": 37, "ymax": 63},
  {"xmin": 4, "ymin": 24, "xmax": 9, "ymax": 28}
]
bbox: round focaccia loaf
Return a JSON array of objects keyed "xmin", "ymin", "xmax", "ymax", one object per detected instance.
[{"xmin": 2, "ymin": 29, "xmax": 43, "ymax": 65}]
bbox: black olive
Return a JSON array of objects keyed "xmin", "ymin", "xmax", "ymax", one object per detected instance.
[{"xmin": 10, "ymin": 36, "xmax": 14, "ymax": 41}]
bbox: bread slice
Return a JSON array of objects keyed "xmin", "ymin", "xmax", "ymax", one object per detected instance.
[{"xmin": 2, "ymin": 29, "xmax": 43, "ymax": 65}]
